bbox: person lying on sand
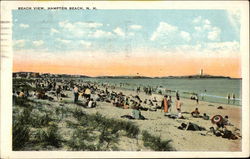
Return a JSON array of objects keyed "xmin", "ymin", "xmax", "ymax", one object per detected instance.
[
  {"xmin": 165, "ymin": 114, "xmax": 178, "ymax": 119},
  {"xmin": 202, "ymin": 113, "xmax": 210, "ymax": 120},
  {"xmin": 206, "ymin": 127, "xmax": 238, "ymax": 140},
  {"xmin": 141, "ymin": 102, "xmax": 157, "ymax": 111},
  {"xmin": 120, "ymin": 106, "xmax": 147, "ymax": 120},
  {"xmin": 178, "ymin": 122, "xmax": 206, "ymax": 131},
  {"xmin": 132, "ymin": 106, "xmax": 146, "ymax": 120}
]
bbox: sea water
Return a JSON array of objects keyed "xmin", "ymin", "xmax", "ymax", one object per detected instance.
[{"xmin": 79, "ymin": 78, "xmax": 242, "ymax": 106}]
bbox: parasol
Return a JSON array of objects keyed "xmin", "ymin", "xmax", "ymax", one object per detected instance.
[{"xmin": 211, "ymin": 115, "xmax": 223, "ymax": 124}]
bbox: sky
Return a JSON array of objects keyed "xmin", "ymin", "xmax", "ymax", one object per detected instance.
[{"xmin": 13, "ymin": 9, "xmax": 241, "ymax": 77}]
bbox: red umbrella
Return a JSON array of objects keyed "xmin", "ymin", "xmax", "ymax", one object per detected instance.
[{"xmin": 211, "ymin": 115, "xmax": 223, "ymax": 124}]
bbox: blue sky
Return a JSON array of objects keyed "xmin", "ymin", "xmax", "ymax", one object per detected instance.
[{"xmin": 12, "ymin": 9, "xmax": 240, "ymax": 55}]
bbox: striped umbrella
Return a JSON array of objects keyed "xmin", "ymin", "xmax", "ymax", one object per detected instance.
[{"xmin": 211, "ymin": 115, "xmax": 223, "ymax": 124}]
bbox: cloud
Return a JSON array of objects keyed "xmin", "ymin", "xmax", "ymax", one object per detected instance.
[
  {"xmin": 59, "ymin": 21, "xmax": 103, "ymax": 29},
  {"xmin": 150, "ymin": 22, "xmax": 177, "ymax": 41},
  {"xmin": 128, "ymin": 32, "xmax": 135, "ymax": 36},
  {"xmin": 113, "ymin": 27, "xmax": 125, "ymax": 37},
  {"xmin": 207, "ymin": 27, "xmax": 221, "ymax": 41},
  {"xmin": 80, "ymin": 40, "xmax": 91, "ymax": 48},
  {"xmin": 19, "ymin": 24, "xmax": 29, "ymax": 29},
  {"xmin": 192, "ymin": 16, "xmax": 202, "ymax": 24},
  {"xmin": 92, "ymin": 30, "xmax": 113, "ymax": 38},
  {"xmin": 13, "ymin": 40, "xmax": 26, "ymax": 47},
  {"xmin": 33, "ymin": 40, "xmax": 44, "ymax": 47},
  {"xmin": 174, "ymin": 41, "xmax": 240, "ymax": 58},
  {"xmin": 227, "ymin": 9, "xmax": 241, "ymax": 33},
  {"xmin": 150, "ymin": 22, "xmax": 191, "ymax": 44},
  {"xmin": 58, "ymin": 20, "xmax": 115, "ymax": 39},
  {"xmin": 50, "ymin": 28, "xmax": 60, "ymax": 35},
  {"xmin": 192, "ymin": 16, "xmax": 221, "ymax": 41},
  {"xmin": 56, "ymin": 38, "xmax": 71, "ymax": 44},
  {"xmin": 206, "ymin": 41, "xmax": 239, "ymax": 52},
  {"xmin": 180, "ymin": 31, "xmax": 191, "ymax": 42},
  {"xmin": 129, "ymin": 25, "xmax": 142, "ymax": 30}
]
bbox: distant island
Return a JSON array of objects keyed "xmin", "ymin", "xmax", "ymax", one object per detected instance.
[{"xmin": 13, "ymin": 71, "xmax": 241, "ymax": 79}]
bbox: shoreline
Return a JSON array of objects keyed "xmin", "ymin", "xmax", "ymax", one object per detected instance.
[
  {"xmin": 104, "ymin": 86, "xmax": 242, "ymax": 107},
  {"xmin": 13, "ymin": 78, "xmax": 242, "ymax": 151}
]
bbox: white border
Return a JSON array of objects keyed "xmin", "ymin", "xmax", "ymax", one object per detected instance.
[{"xmin": 0, "ymin": 1, "xmax": 249, "ymax": 158}]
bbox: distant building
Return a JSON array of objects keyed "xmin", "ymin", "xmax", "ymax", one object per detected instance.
[{"xmin": 200, "ymin": 69, "xmax": 203, "ymax": 77}]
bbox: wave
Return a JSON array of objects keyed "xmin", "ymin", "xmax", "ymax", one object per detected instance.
[{"xmin": 200, "ymin": 93, "xmax": 241, "ymax": 101}]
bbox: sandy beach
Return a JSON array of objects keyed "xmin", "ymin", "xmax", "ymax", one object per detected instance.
[
  {"xmin": 21, "ymin": 84, "xmax": 241, "ymax": 152},
  {"xmin": 79, "ymin": 89, "xmax": 241, "ymax": 151}
]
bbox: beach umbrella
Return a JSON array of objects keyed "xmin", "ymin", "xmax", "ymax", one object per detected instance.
[{"xmin": 211, "ymin": 115, "xmax": 223, "ymax": 124}]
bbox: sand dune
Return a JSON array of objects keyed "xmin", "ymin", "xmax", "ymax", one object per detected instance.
[{"xmin": 58, "ymin": 88, "xmax": 242, "ymax": 151}]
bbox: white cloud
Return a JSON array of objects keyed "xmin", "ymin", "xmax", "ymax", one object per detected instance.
[
  {"xmin": 59, "ymin": 21, "xmax": 74, "ymax": 31},
  {"xmin": 180, "ymin": 31, "xmax": 191, "ymax": 42},
  {"xmin": 128, "ymin": 32, "xmax": 135, "ymax": 36},
  {"xmin": 113, "ymin": 27, "xmax": 125, "ymax": 37},
  {"xmin": 192, "ymin": 16, "xmax": 221, "ymax": 41},
  {"xmin": 206, "ymin": 41, "xmax": 239, "ymax": 51},
  {"xmin": 13, "ymin": 40, "xmax": 26, "ymax": 47},
  {"xmin": 58, "ymin": 20, "xmax": 113, "ymax": 38},
  {"xmin": 207, "ymin": 27, "xmax": 221, "ymax": 41},
  {"xmin": 175, "ymin": 41, "xmax": 240, "ymax": 57},
  {"xmin": 19, "ymin": 24, "xmax": 29, "ymax": 29},
  {"xmin": 33, "ymin": 40, "xmax": 44, "ymax": 47},
  {"xmin": 92, "ymin": 30, "xmax": 113, "ymax": 38},
  {"xmin": 76, "ymin": 22, "xmax": 103, "ymax": 28},
  {"xmin": 129, "ymin": 25, "xmax": 142, "ymax": 30},
  {"xmin": 150, "ymin": 22, "xmax": 178, "ymax": 41},
  {"xmin": 227, "ymin": 9, "xmax": 241, "ymax": 33},
  {"xmin": 80, "ymin": 40, "xmax": 91, "ymax": 48},
  {"xmin": 150, "ymin": 22, "xmax": 191, "ymax": 44},
  {"xmin": 50, "ymin": 28, "xmax": 59, "ymax": 35},
  {"xmin": 194, "ymin": 26, "xmax": 202, "ymax": 32},
  {"xmin": 192, "ymin": 16, "xmax": 202, "ymax": 24},
  {"xmin": 56, "ymin": 38, "xmax": 71, "ymax": 44},
  {"xmin": 204, "ymin": 19, "xmax": 211, "ymax": 25},
  {"xmin": 59, "ymin": 21, "xmax": 103, "ymax": 30}
]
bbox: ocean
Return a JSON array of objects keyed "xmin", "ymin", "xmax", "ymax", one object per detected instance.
[{"xmin": 79, "ymin": 78, "xmax": 242, "ymax": 106}]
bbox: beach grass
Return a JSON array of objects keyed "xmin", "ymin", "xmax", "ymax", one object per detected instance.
[
  {"xmin": 142, "ymin": 131, "xmax": 174, "ymax": 151},
  {"xmin": 13, "ymin": 95, "xmax": 173, "ymax": 151}
]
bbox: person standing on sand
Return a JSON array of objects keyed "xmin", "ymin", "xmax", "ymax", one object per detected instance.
[
  {"xmin": 56, "ymin": 85, "xmax": 61, "ymax": 100},
  {"xmin": 176, "ymin": 90, "xmax": 180, "ymax": 99},
  {"xmin": 84, "ymin": 87, "xmax": 91, "ymax": 99},
  {"xmin": 73, "ymin": 86, "xmax": 79, "ymax": 103},
  {"xmin": 162, "ymin": 95, "xmax": 168, "ymax": 115},
  {"xmin": 167, "ymin": 96, "xmax": 172, "ymax": 113},
  {"xmin": 227, "ymin": 93, "xmax": 231, "ymax": 104},
  {"xmin": 195, "ymin": 94, "xmax": 199, "ymax": 105},
  {"xmin": 176, "ymin": 96, "xmax": 183, "ymax": 119},
  {"xmin": 232, "ymin": 93, "xmax": 236, "ymax": 104}
]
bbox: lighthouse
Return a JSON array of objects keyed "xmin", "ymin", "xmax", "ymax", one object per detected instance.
[{"xmin": 200, "ymin": 69, "xmax": 203, "ymax": 77}]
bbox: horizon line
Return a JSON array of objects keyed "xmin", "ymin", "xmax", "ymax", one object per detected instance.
[{"xmin": 13, "ymin": 71, "xmax": 241, "ymax": 79}]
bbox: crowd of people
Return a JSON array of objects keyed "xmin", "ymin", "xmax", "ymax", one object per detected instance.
[{"xmin": 13, "ymin": 78, "xmax": 241, "ymax": 140}]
